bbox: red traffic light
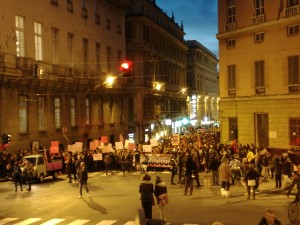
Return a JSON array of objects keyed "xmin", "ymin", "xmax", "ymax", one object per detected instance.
[
  {"xmin": 120, "ymin": 61, "xmax": 132, "ymax": 70},
  {"xmin": 120, "ymin": 61, "xmax": 132, "ymax": 77}
]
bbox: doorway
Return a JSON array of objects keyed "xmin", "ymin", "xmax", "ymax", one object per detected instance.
[{"xmin": 255, "ymin": 113, "xmax": 269, "ymax": 148}]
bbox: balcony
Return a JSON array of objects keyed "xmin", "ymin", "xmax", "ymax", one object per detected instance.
[
  {"xmin": 224, "ymin": 22, "xmax": 236, "ymax": 32},
  {"xmin": 255, "ymin": 87, "xmax": 265, "ymax": 95},
  {"xmin": 252, "ymin": 14, "xmax": 265, "ymax": 25},
  {"xmin": 285, "ymin": 5, "xmax": 299, "ymax": 17},
  {"xmin": 289, "ymin": 85, "xmax": 300, "ymax": 94},
  {"xmin": 228, "ymin": 89, "xmax": 236, "ymax": 97}
]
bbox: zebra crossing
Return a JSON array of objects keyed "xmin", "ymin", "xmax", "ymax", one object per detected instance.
[
  {"xmin": 0, "ymin": 218, "xmax": 197, "ymax": 225},
  {"xmin": 0, "ymin": 218, "xmax": 136, "ymax": 225}
]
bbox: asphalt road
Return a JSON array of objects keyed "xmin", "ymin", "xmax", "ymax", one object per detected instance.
[{"xmin": 0, "ymin": 171, "xmax": 297, "ymax": 225}]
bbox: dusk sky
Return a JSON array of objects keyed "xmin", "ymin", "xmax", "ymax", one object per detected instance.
[{"xmin": 155, "ymin": 0, "xmax": 219, "ymax": 57}]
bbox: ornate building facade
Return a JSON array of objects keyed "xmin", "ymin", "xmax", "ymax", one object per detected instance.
[
  {"xmin": 185, "ymin": 40, "xmax": 219, "ymax": 128},
  {"xmin": 217, "ymin": 0, "xmax": 300, "ymax": 149},
  {"xmin": 125, "ymin": 0, "xmax": 188, "ymax": 142},
  {"xmin": 0, "ymin": 0, "xmax": 130, "ymax": 151}
]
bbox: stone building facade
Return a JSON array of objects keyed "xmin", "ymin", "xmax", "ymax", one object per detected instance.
[
  {"xmin": 185, "ymin": 40, "xmax": 219, "ymax": 128},
  {"xmin": 0, "ymin": 0, "xmax": 130, "ymax": 151},
  {"xmin": 125, "ymin": 0, "xmax": 188, "ymax": 142},
  {"xmin": 217, "ymin": 0, "xmax": 300, "ymax": 149}
]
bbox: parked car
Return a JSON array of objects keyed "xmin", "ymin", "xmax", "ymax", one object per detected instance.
[{"xmin": 20, "ymin": 153, "xmax": 63, "ymax": 182}]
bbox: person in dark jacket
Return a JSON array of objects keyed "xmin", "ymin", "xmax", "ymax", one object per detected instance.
[
  {"xmin": 78, "ymin": 162, "xmax": 89, "ymax": 198},
  {"xmin": 12, "ymin": 160, "xmax": 22, "ymax": 192},
  {"xmin": 154, "ymin": 176, "xmax": 168, "ymax": 221},
  {"xmin": 139, "ymin": 173, "xmax": 154, "ymax": 219},
  {"xmin": 169, "ymin": 156, "xmax": 178, "ymax": 185},
  {"xmin": 244, "ymin": 163, "xmax": 259, "ymax": 200},
  {"xmin": 274, "ymin": 157, "xmax": 283, "ymax": 189},
  {"xmin": 208, "ymin": 154, "xmax": 221, "ymax": 186},
  {"xmin": 258, "ymin": 209, "xmax": 282, "ymax": 225},
  {"xmin": 184, "ymin": 152, "xmax": 197, "ymax": 195}
]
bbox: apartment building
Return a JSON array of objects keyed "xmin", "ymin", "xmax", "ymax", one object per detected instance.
[
  {"xmin": 185, "ymin": 40, "xmax": 219, "ymax": 128},
  {"xmin": 217, "ymin": 0, "xmax": 300, "ymax": 149},
  {"xmin": 125, "ymin": 0, "xmax": 188, "ymax": 142},
  {"xmin": 0, "ymin": 0, "xmax": 130, "ymax": 151}
]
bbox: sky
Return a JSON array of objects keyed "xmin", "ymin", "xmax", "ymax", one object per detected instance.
[{"xmin": 155, "ymin": 0, "xmax": 219, "ymax": 57}]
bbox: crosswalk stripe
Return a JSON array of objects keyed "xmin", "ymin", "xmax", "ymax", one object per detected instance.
[
  {"xmin": 40, "ymin": 219, "xmax": 66, "ymax": 225},
  {"xmin": 95, "ymin": 220, "xmax": 117, "ymax": 225},
  {"xmin": 123, "ymin": 221, "xmax": 135, "ymax": 225},
  {"xmin": 14, "ymin": 218, "xmax": 42, "ymax": 225},
  {"xmin": 0, "ymin": 218, "xmax": 19, "ymax": 224},
  {"xmin": 68, "ymin": 220, "xmax": 90, "ymax": 225}
]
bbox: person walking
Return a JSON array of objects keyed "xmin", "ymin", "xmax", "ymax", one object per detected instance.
[
  {"xmin": 244, "ymin": 164, "xmax": 259, "ymax": 200},
  {"xmin": 218, "ymin": 157, "xmax": 231, "ymax": 198},
  {"xmin": 12, "ymin": 160, "xmax": 22, "ymax": 192},
  {"xmin": 154, "ymin": 176, "xmax": 168, "ymax": 221},
  {"xmin": 139, "ymin": 174, "xmax": 154, "ymax": 219},
  {"xmin": 78, "ymin": 162, "xmax": 90, "ymax": 198},
  {"xmin": 23, "ymin": 159, "xmax": 34, "ymax": 191}
]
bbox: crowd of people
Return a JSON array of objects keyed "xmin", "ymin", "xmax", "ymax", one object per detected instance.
[{"xmin": 1, "ymin": 127, "xmax": 299, "ymax": 224}]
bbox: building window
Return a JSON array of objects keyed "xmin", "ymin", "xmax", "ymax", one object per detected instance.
[
  {"xmin": 70, "ymin": 98, "xmax": 76, "ymax": 127},
  {"xmin": 117, "ymin": 25, "xmax": 121, "ymax": 34},
  {"xmin": 106, "ymin": 46, "xmax": 111, "ymax": 73},
  {"xmin": 109, "ymin": 98, "xmax": 113, "ymax": 123},
  {"xmin": 290, "ymin": 118, "xmax": 300, "ymax": 146},
  {"xmin": 98, "ymin": 99, "xmax": 103, "ymax": 125},
  {"xmin": 288, "ymin": 0, "xmax": 299, "ymax": 7},
  {"xmin": 34, "ymin": 22, "xmax": 43, "ymax": 61},
  {"xmin": 52, "ymin": 27, "xmax": 59, "ymax": 64},
  {"xmin": 82, "ymin": 0, "xmax": 88, "ymax": 18},
  {"xmin": 54, "ymin": 97, "xmax": 61, "ymax": 129},
  {"xmin": 83, "ymin": 38, "xmax": 89, "ymax": 75},
  {"xmin": 85, "ymin": 98, "xmax": 90, "ymax": 126},
  {"xmin": 19, "ymin": 96, "xmax": 28, "ymax": 133},
  {"xmin": 67, "ymin": 0, "xmax": 73, "ymax": 12},
  {"xmin": 38, "ymin": 97, "xmax": 46, "ymax": 130},
  {"xmin": 255, "ymin": 60, "xmax": 265, "ymax": 87},
  {"xmin": 95, "ymin": 0, "xmax": 100, "ymax": 24},
  {"xmin": 227, "ymin": 39, "xmax": 236, "ymax": 48},
  {"xmin": 96, "ymin": 42, "xmax": 101, "ymax": 73},
  {"xmin": 254, "ymin": 0, "xmax": 264, "ymax": 16},
  {"xmin": 106, "ymin": 6, "xmax": 111, "ymax": 29},
  {"xmin": 227, "ymin": 0, "xmax": 236, "ymax": 23},
  {"xmin": 228, "ymin": 64, "xmax": 236, "ymax": 89},
  {"xmin": 15, "ymin": 15, "xmax": 25, "ymax": 57},
  {"xmin": 254, "ymin": 32, "xmax": 264, "ymax": 43},
  {"xmin": 125, "ymin": 22, "xmax": 132, "ymax": 39},
  {"xmin": 288, "ymin": 55, "xmax": 299, "ymax": 84},
  {"xmin": 287, "ymin": 24, "xmax": 299, "ymax": 36},
  {"xmin": 229, "ymin": 117, "xmax": 238, "ymax": 141},
  {"xmin": 68, "ymin": 33, "xmax": 74, "ymax": 67}
]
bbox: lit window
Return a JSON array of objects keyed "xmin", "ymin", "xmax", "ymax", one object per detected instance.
[{"xmin": 19, "ymin": 96, "xmax": 28, "ymax": 132}]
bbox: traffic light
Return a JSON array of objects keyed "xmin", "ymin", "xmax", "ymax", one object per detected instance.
[
  {"xmin": 120, "ymin": 60, "xmax": 132, "ymax": 77},
  {"xmin": 2, "ymin": 133, "xmax": 11, "ymax": 145}
]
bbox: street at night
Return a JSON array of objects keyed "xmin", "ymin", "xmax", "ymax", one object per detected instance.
[{"xmin": 0, "ymin": 171, "xmax": 294, "ymax": 225}]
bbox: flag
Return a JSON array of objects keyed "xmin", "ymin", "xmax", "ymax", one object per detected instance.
[{"xmin": 277, "ymin": 0, "xmax": 283, "ymax": 20}]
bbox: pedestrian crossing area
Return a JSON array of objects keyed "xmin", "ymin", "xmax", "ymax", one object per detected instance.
[
  {"xmin": 0, "ymin": 218, "xmax": 136, "ymax": 225},
  {"xmin": 0, "ymin": 218, "xmax": 199, "ymax": 225}
]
